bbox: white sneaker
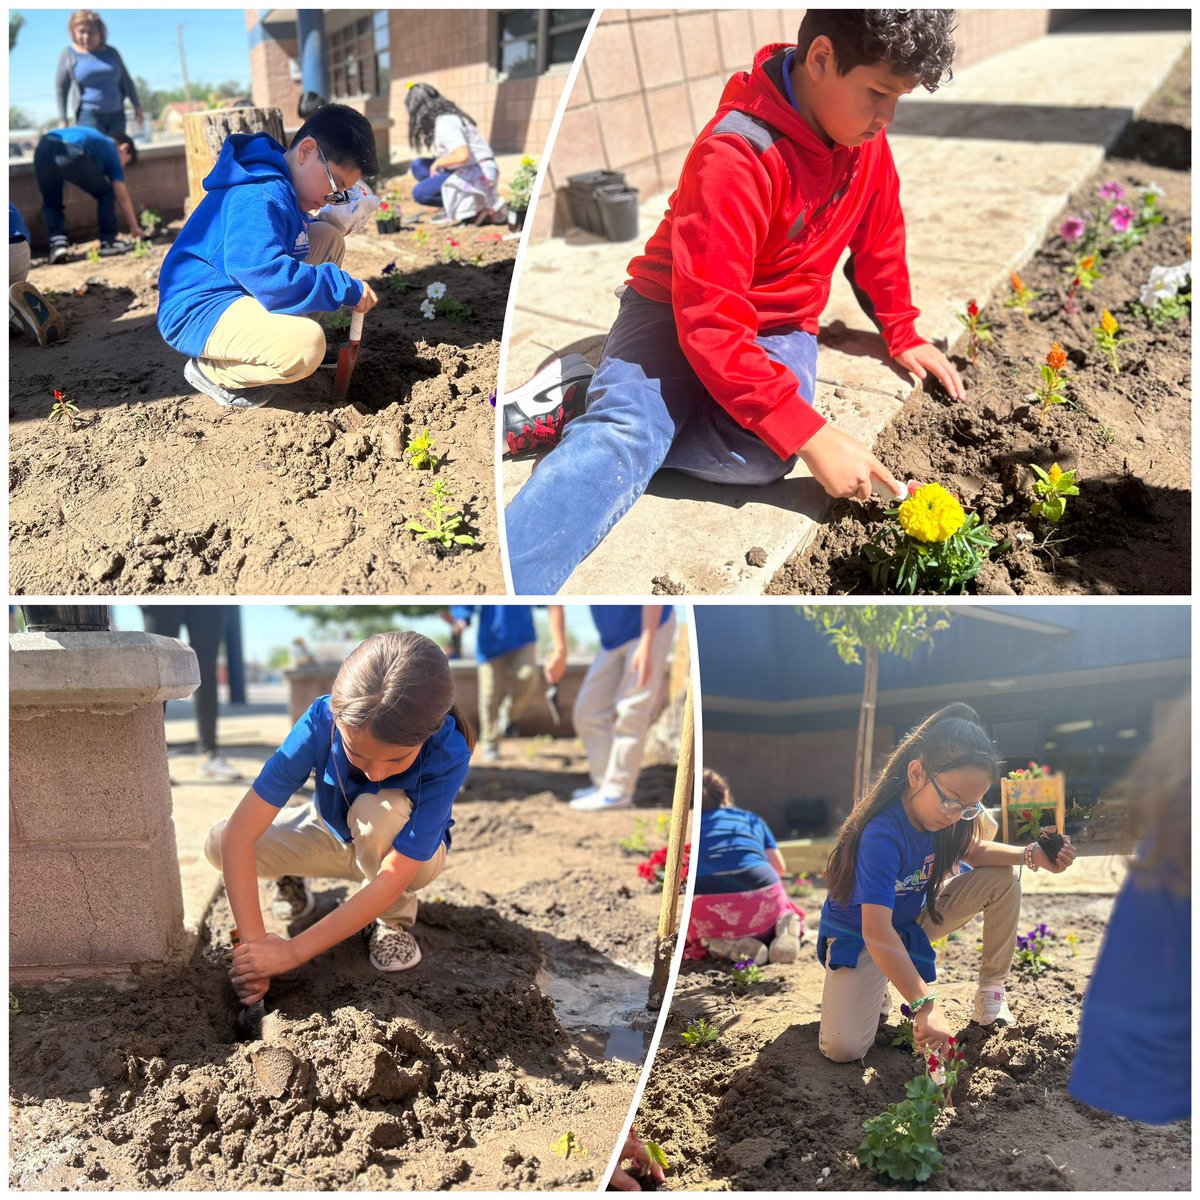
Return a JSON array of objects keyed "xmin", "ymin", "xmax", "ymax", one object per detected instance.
[
  {"xmin": 480, "ymin": 744, "xmax": 500, "ymax": 763},
  {"xmin": 879, "ymin": 986, "xmax": 894, "ymax": 1019},
  {"xmin": 569, "ymin": 790, "xmax": 631, "ymax": 811},
  {"xmin": 184, "ymin": 357, "xmax": 270, "ymax": 410},
  {"xmin": 972, "ymin": 983, "xmax": 1014, "ymax": 1026},
  {"xmin": 502, "ymin": 353, "xmax": 594, "ymax": 456},
  {"xmin": 198, "ymin": 751, "xmax": 243, "ymax": 782},
  {"xmin": 571, "ymin": 783, "xmax": 600, "ymax": 800},
  {"xmin": 369, "ymin": 921, "xmax": 422, "ymax": 971}
]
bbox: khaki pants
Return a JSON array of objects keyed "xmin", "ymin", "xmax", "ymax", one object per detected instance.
[
  {"xmin": 574, "ymin": 613, "xmax": 675, "ymax": 801},
  {"xmin": 10, "ymin": 239, "xmax": 31, "ymax": 285},
  {"xmin": 478, "ymin": 642, "xmax": 540, "ymax": 752},
  {"xmin": 198, "ymin": 220, "xmax": 347, "ymax": 391},
  {"xmin": 204, "ymin": 788, "xmax": 446, "ymax": 929},
  {"xmin": 819, "ymin": 864, "xmax": 1021, "ymax": 1062}
]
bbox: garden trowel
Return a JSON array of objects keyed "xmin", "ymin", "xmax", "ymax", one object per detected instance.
[
  {"xmin": 230, "ymin": 926, "xmax": 266, "ymax": 1042},
  {"xmin": 545, "ymin": 684, "xmax": 561, "ymax": 726},
  {"xmin": 872, "ymin": 477, "xmax": 917, "ymax": 502},
  {"xmin": 333, "ymin": 310, "xmax": 364, "ymax": 400}
]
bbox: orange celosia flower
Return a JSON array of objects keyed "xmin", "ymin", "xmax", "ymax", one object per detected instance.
[
  {"xmin": 1100, "ymin": 310, "xmax": 1119, "ymax": 336},
  {"xmin": 1046, "ymin": 344, "xmax": 1068, "ymax": 372},
  {"xmin": 1010, "ymin": 271, "xmax": 1024, "ymax": 292},
  {"xmin": 1079, "ymin": 255, "xmax": 1095, "ymax": 271}
]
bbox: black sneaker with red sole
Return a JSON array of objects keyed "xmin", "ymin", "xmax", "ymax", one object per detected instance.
[{"xmin": 502, "ymin": 352, "xmax": 594, "ymax": 456}]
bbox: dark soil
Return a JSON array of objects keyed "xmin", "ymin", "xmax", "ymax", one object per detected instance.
[
  {"xmin": 635, "ymin": 886, "xmax": 1191, "ymax": 1191},
  {"xmin": 771, "ymin": 57, "xmax": 1191, "ymax": 596},
  {"xmin": 8, "ymin": 738, "xmax": 683, "ymax": 1191},
  {"xmin": 9, "ymin": 173, "xmax": 511, "ymax": 595}
]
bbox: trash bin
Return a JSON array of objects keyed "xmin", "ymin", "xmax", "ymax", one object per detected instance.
[
  {"xmin": 566, "ymin": 169, "xmax": 626, "ymax": 236},
  {"xmin": 597, "ymin": 185, "xmax": 640, "ymax": 242},
  {"xmin": 20, "ymin": 605, "xmax": 112, "ymax": 632}
]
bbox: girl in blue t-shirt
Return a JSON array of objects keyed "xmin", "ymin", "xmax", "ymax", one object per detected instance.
[
  {"xmin": 205, "ymin": 631, "xmax": 474, "ymax": 1007},
  {"xmin": 817, "ymin": 703, "xmax": 1076, "ymax": 1064}
]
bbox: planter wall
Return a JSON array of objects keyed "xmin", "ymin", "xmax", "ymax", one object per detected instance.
[{"xmin": 999, "ymin": 773, "xmax": 1066, "ymax": 843}]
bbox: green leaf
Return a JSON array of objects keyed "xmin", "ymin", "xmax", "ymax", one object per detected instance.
[{"xmin": 644, "ymin": 1141, "xmax": 669, "ymax": 1171}]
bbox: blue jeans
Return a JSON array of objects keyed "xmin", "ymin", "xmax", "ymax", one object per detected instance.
[
  {"xmin": 411, "ymin": 157, "xmax": 449, "ymax": 207},
  {"xmin": 33, "ymin": 134, "xmax": 116, "ymax": 243},
  {"xmin": 77, "ymin": 108, "xmax": 127, "ymax": 136},
  {"xmin": 505, "ymin": 289, "xmax": 818, "ymax": 594}
]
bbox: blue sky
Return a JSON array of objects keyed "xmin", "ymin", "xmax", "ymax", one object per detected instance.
[
  {"xmin": 9, "ymin": 8, "xmax": 252, "ymax": 124},
  {"xmin": 108, "ymin": 605, "xmax": 616, "ymax": 665}
]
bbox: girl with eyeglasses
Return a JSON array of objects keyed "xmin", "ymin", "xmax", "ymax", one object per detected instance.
[
  {"xmin": 816, "ymin": 703, "xmax": 1076, "ymax": 1064},
  {"xmin": 204, "ymin": 631, "xmax": 474, "ymax": 1005}
]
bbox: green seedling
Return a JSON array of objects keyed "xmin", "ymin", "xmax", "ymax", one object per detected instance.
[
  {"xmin": 323, "ymin": 308, "xmax": 353, "ymax": 333},
  {"xmin": 404, "ymin": 428, "xmax": 439, "ymax": 470},
  {"xmin": 86, "ymin": 246, "xmax": 101, "ymax": 265},
  {"xmin": 891, "ymin": 1018, "xmax": 919, "ymax": 1056},
  {"xmin": 405, "ymin": 480, "xmax": 477, "ymax": 549},
  {"xmin": 729, "ymin": 959, "xmax": 764, "ymax": 988},
  {"xmin": 384, "ymin": 274, "xmax": 413, "ymax": 295},
  {"xmin": 9, "ymin": 994, "xmax": 20, "ymax": 1015},
  {"xmin": 1029, "ymin": 343, "xmax": 1071, "ymax": 423},
  {"xmin": 49, "ymin": 388, "xmax": 81, "ymax": 429},
  {"xmin": 131, "ymin": 238, "xmax": 153, "ymax": 260},
  {"xmin": 644, "ymin": 1141, "xmax": 669, "ymax": 1172},
  {"xmin": 619, "ymin": 818, "xmax": 649, "ymax": 855},
  {"xmin": 434, "ymin": 296, "xmax": 473, "ymax": 323},
  {"xmin": 1003, "ymin": 271, "xmax": 1040, "ymax": 320},
  {"xmin": 1065, "ymin": 931, "xmax": 1080, "ymax": 958},
  {"xmin": 1029, "ymin": 463, "xmax": 1079, "ymax": 525},
  {"xmin": 1092, "ymin": 310, "xmax": 1129, "ymax": 373},
  {"xmin": 1095, "ymin": 424, "xmax": 1117, "ymax": 447},
  {"xmin": 139, "ymin": 207, "xmax": 161, "ymax": 230},
  {"xmin": 550, "ymin": 1131, "xmax": 587, "ymax": 1159},
  {"xmin": 681, "ymin": 1017, "xmax": 720, "ymax": 1048},
  {"xmin": 857, "ymin": 1072, "xmax": 945, "ymax": 1183},
  {"xmin": 955, "ymin": 299, "xmax": 993, "ymax": 364}
]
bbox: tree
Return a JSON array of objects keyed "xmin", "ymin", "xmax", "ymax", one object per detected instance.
[
  {"xmin": 802, "ymin": 606, "xmax": 954, "ymax": 809},
  {"xmin": 9, "ymin": 104, "xmax": 35, "ymax": 129},
  {"xmin": 135, "ymin": 74, "xmax": 248, "ymax": 120},
  {"xmin": 10, "ymin": 12, "xmax": 24, "ymax": 51},
  {"xmin": 291, "ymin": 605, "xmax": 445, "ymax": 641}
]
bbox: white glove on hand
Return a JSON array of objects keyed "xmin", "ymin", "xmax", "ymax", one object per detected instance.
[{"xmin": 313, "ymin": 182, "xmax": 381, "ymax": 236}]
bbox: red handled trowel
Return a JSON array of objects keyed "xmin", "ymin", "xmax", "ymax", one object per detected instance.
[
  {"xmin": 333, "ymin": 310, "xmax": 364, "ymax": 401},
  {"xmin": 230, "ymin": 926, "xmax": 266, "ymax": 1042}
]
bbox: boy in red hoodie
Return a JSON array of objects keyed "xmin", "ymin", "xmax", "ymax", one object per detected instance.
[{"xmin": 506, "ymin": 10, "xmax": 965, "ymax": 595}]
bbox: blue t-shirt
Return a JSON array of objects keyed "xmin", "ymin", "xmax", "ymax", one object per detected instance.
[
  {"xmin": 252, "ymin": 695, "xmax": 470, "ymax": 863},
  {"xmin": 1069, "ymin": 870, "xmax": 1190, "ymax": 1124},
  {"xmin": 590, "ymin": 605, "xmax": 673, "ymax": 651},
  {"xmin": 46, "ymin": 125, "xmax": 124, "ymax": 181},
  {"xmin": 449, "ymin": 604, "xmax": 536, "ymax": 662},
  {"xmin": 697, "ymin": 806, "xmax": 778, "ymax": 876},
  {"xmin": 73, "ymin": 48, "xmax": 129, "ymax": 114}
]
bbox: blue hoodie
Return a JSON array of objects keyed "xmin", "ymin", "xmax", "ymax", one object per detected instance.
[{"xmin": 157, "ymin": 133, "xmax": 363, "ymax": 356}]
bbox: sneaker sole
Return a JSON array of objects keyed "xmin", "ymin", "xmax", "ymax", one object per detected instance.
[
  {"xmin": 9, "ymin": 284, "xmax": 66, "ymax": 347},
  {"xmin": 369, "ymin": 942, "xmax": 423, "ymax": 972}
]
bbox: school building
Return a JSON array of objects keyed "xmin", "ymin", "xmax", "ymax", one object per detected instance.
[
  {"xmin": 698, "ymin": 605, "xmax": 1190, "ymax": 838},
  {"xmin": 531, "ymin": 7, "xmax": 1181, "ymax": 241},
  {"xmin": 245, "ymin": 8, "xmax": 587, "ymax": 163}
]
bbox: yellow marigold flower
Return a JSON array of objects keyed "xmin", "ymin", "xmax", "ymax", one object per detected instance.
[
  {"xmin": 1010, "ymin": 271, "xmax": 1024, "ymax": 292},
  {"xmin": 897, "ymin": 483, "xmax": 966, "ymax": 544},
  {"xmin": 1100, "ymin": 309, "xmax": 1119, "ymax": 335},
  {"xmin": 1048, "ymin": 463, "xmax": 1063, "ymax": 485},
  {"xmin": 1046, "ymin": 343, "xmax": 1068, "ymax": 372}
]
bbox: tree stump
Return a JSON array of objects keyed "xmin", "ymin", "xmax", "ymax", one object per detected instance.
[{"xmin": 183, "ymin": 106, "xmax": 285, "ymax": 216}]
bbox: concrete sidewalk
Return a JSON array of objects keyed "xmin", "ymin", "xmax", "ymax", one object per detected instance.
[{"xmin": 502, "ymin": 15, "xmax": 1190, "ymax": 595}]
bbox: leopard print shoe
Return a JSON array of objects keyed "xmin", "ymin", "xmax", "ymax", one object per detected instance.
[{"xmin": 368, "ymin": 921, "xmax": 423, "ymax": 972}]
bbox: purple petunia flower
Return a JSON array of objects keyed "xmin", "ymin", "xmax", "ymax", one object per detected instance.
[
  {"xmin": 488, "ymin": 389, "xmax": 497, "ymax": 407},
  {"xmin": 382, "ymin": 261, "xmax": 396, "ymax": 275},
  {"xmin": 1110, "ymin": 204, "xmax": 1134, "ymax": 233},
  {"xmin": 1099, "ymin": 180, "xmax": 1126, "ymax": 201},
  {"xmin": 1059, "ymin": 216, "xmax": 1087, "ymax": 243},
  {"xmin": 900, "ymin": 1003, "xmax": 912, "ymax": 1019}
]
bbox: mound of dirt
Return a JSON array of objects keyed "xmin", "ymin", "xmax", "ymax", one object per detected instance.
[
  {"xmin": 635, "ymin": 888, "xmax": 1190, "ymax": 1192},
  {"xmin": 9, "ymin": 748, "xmax": 681, "ymax": 1191},
  {"xmin": 772, "ymin": 87, "xmax": 1191, "ymax": 596},
  {"xmin": 9, "ymin": 178, "xmax": 511, "ymax": 595}
]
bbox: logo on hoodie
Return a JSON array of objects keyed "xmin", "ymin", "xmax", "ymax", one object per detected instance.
[{"xmin": 293, "ymin": 227, "xmax": 311, "ymax": 259}]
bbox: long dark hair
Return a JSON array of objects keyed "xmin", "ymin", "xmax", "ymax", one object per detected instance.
[
  {"xmin": 405, "ymin": 83, "xmax": 477, "ymax": 152},
  {"xmin": 329, "ymin": 631, "xmax": 476, "ymax": 752},
  {"xmin": 826, "ymin": 702, "xmax": 998, "ymax": 924}
]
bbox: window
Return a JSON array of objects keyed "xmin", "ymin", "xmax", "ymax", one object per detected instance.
[
  {"xmin": 494, "ymin": 10, "xmax": 592, "ymax": 79},
  {"xmin": 328, "ymin": 12, "xmax": 390, "ymax": 99}
]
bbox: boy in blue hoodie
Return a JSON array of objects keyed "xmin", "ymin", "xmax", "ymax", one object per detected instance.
[{"xmin": 158, "ymin": 103, "xmax": 379, "ymax": 410}]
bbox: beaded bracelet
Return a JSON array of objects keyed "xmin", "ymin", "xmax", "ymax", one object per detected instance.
[
  {"xmin": 908, "ymin": 992, "xmax": 937, "ymax": 1016},
  {"xmin": 1023, "ymin": 843, "xmax": 1040, "ymax": 872}
]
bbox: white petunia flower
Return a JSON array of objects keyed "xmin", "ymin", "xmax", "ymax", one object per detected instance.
[
  {"xmin": 1140, "ymin": 182, "xmax": 1166, "ymax": 200},
  {"xmin": 426, "ymin": 281, "xmax": 447, "ymax": 299},
  {"xmin": 420, "ymin": 298, "xmax": 436, "ymax": 319}
]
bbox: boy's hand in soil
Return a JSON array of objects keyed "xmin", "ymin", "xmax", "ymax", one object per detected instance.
[
  {"xmin": 609, "ymin": 1132, "xmax": 666, "ymax": 1192},
  {"xmin": 894, "ymin": 343, "xmax": 965, "ymax": 401},
  {"xmin": 1034, "ymin": 834, "xmax": 1077, "ymax": 873},
  {"xmin": 798, "ymin": 424, "xmax": 903, "ymax": 501},
  {"xmin": 913, "ymin": 1003, "xmax": 954, "ymax": 1057},
  {"xmin": 351, "ymin": 282, "xmax": 379, "ymax": 313},
  {"xmin": 230, "ymin": 933, "xmax": 297, "ymax": 1001}
]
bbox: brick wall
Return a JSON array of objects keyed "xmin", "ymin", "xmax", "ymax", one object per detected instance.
[{"xmin": 530, "ymin": 7, "xmax": 1066, "ymax": 242}]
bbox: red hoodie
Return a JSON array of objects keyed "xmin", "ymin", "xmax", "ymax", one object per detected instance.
[{"xmin": 626, "ymin": 44, "xmax": 924, "ymax": 459}]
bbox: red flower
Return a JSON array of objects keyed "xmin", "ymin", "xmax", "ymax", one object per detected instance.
[
  {"xmin": 947, "ymin": 1036, "xmax": 955, "ymax": 1045},
  {"xmin": 1021, "ymin": 809, "xmax": 1032, "ymax": 821},
  {"xmin": 449, "ymin": 238, "xmax": 461, "ymax": 248},
  {"xmin": 54, "ymin": 390, "xmax": 63, "ymax": 400},
  {"xmin": 967, "ymin": 300, "xmax": 979, "ymax": 318},
  {"xmin": 637, "ymin": 861, "xmax": 656, "ymax": 882},
  {"xmin": 928, "ymin": 1053, "xmax": 939, "ymax": 1070},
  {"xmin": 379, "ymin": 201, "xmax": 390, "ymax": 211}
]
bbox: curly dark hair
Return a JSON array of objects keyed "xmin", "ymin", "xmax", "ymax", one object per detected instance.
[
  {"xmin": 796, "ymin": 9, "xmax": 957, "ymax": 93},
  {"xmin": 405, "ymin": 83, "xmax": 478, "ymax": 152}
]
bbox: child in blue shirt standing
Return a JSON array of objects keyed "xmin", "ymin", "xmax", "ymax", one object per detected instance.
[
  {"xmin": 207, "ymin": 631, "xmax": 473, "ymax": 1001},
  {"xmin": 818, "ymin": 703, "xmax": 1076, "ymax": 1063},
  {"xmin": 157, "ymin": 103, "xmax": 379, "ymax": 411}
]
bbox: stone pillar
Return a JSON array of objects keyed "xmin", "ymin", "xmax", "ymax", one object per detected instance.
[{"xmin": 9, "ymin": 632, "xmax": 200, "ymax": 978}]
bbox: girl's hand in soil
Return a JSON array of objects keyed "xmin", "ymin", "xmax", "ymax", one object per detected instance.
[
  {"xmin": 913, "ymin": 1004, "xmax": 954, "ymax": 1057},
  {"xmin": 351, "ymin": 282, "xmax": 379, "ymax": 313},
  {"xmin": 610, "ymin": 1132, "xmax": 666, "ymax": 1192},
  {"xmin": 1034, "ymin": 834, "xmax": 1077, "ymax": 873},
  {"xmin": 798, "ymin": 424, "xmax": 903, "ymax": 501},
  {"xmin": 895, "ymin": 343, "xmax": 965, "ymax": 401},
  {"xmin": 230, "ymin": 933, "xmax": 298, "ymax": 996}
]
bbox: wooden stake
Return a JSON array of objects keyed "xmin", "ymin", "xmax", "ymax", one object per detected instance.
[{"xmin": 648, "ymin": 680, "xmax": 694, "ymax": 1010}]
